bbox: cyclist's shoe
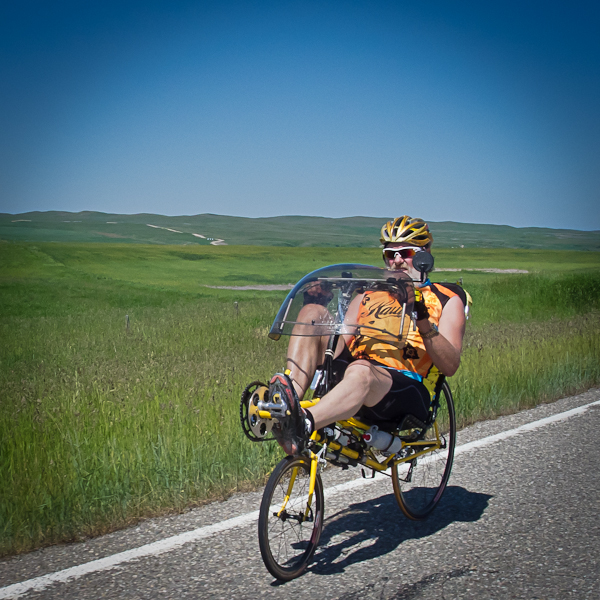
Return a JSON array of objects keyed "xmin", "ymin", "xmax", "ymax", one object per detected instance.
[{"xmin": 269, "ymin": 373, "xmax": 310, "ymax": 456}]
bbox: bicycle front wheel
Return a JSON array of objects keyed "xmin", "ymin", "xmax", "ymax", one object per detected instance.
[
  {"xmin": 392, "ymin": 381, "xmax": 456, "ymax": 520},
  {"xmin": 258, "ymin": 455, "xmax": 324, "ymax": 581}
]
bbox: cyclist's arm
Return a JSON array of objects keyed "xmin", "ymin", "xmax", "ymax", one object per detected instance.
[{"xmin": 417, "ymin": 295, "xmax": 465, "ymax": 376}]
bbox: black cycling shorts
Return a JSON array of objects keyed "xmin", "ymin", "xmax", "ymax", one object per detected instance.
[{"xmin": 328, "ymin": 345, "xmax": 431, "ymax": 425}]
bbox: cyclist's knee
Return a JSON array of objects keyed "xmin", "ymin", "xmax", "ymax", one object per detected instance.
[
  {"xmin": 296, "ymin": 303, "xmax": 331, "ymax": 321},
  {"xmin": 344, "ymin": 361, "xmax": 378, "ymax": 389},
  {"xmin": 344, "ymin": 361, "xmax": 392, "ymax": 398},
  {"xmin": 290, "ymin": 304, "xmax": 333, "ymax": 340}
]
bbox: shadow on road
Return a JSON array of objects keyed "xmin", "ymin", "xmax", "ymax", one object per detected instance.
[{"xmin": 306, "ymin": 485, "xmax": 491, "ymax": 577}]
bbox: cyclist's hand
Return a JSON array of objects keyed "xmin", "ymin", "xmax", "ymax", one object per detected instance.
[
  {"xmin": 303, "ymin": 282, "xmax": 334, "ymax": 306},
  {"xmin": 403, "ymin": 280, "xmax": 415, "ymax": 305},
  {"xmin": 413, "ymin": 299, "xmax": 429, "ymax": 321}
]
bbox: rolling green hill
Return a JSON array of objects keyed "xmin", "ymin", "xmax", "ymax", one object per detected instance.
[{"xmin": 1, "ymin": 210, "xmax": 598, "ymax": 250}]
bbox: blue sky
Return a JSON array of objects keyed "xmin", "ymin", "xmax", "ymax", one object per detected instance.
[{"xmin": 1, "ymin": 0, "xmax": 599, "ymax": 229}]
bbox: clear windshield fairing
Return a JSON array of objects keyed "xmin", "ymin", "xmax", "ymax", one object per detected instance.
[{"xmin": 269, "ymin": 264, "xmax": 415, "ymax": 351}]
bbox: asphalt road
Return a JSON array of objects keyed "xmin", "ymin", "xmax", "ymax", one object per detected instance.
[{"xmin": 1, "ymin": 388, "xmax": 599, "ymax": 599}]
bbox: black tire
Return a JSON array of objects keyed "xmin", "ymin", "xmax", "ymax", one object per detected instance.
[
  {"xmin": 392, "ymin": 381, "xmax": 456, "ymax": 520},
  {"xmin": 258, "ymin": 455, "xmax": 324, "ymax": 581}
]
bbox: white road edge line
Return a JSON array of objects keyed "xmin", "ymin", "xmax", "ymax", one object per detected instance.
[{"xmin": 2, "ymin": 398, "xmax": 599, "ymax": 599}]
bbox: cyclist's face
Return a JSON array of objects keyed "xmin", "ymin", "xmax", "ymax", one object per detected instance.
[{"xmin": 384, "ymin": 243, "xmax": 428, "ymax": 279}]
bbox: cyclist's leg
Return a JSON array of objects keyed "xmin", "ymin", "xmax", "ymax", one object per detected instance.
[
  {"xmin": 269, "ymin": 304, "xmax": 336, "ymax": 454},
  {"xmin": 358, "ymin": 369, "xmax": 431, "ymax": 424},
  {"xmin": 307, "ymin": 360, "xmax": 393, "ymax": 429},
  {"xmin": 285, "ymin": 303, "xmax": 338, "ymax": 398}
]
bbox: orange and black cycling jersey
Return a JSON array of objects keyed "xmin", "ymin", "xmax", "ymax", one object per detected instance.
[{"xmin": 348, "ymin": 282, "xmax": 467, "ymax": 397}]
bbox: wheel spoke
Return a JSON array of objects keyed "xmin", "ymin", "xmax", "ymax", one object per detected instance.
[
  {"xmin": 392, "ymin": 382, "xmax": 456, "ymax": 520},
  {"xmin": 259, "ymin": 456, "xmax": 324, "ymax": 580}
]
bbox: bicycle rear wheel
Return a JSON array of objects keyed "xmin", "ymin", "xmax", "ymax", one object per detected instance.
[
  {"xmin": 392, "ymin": 381, "xmax": 456, "ymax": 520},
  {"xmin": 258, "ymin": 455, "xmax": 324, "ymax": 581}
]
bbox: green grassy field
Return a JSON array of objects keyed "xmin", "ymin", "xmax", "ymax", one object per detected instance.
[
  {"xmin": 1, "ymin": 240, "xmax": 599, "ymax": 557},
  {"xmin": 2, "ymin": 211, "xmax": 600, "ymax": 249}
]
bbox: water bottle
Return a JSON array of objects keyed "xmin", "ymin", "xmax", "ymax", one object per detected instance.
[
  {"xmin": 335, "ymin": 429, "xmax": 351, "ymax": 446},
  {"xmin": 362, "ymin": 425, "xmax": 402, "ymax": 454},
  {"xmin": 323, "ymin": 427, "xmax": 350, "ymax": 446}
]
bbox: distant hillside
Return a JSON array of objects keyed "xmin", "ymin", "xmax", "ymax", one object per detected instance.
[{"xmin": 1, "ymin": 211, "xmax": 598, "ymax": 250}]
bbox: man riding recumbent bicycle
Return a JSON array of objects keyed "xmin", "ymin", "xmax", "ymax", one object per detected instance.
[{"xmin": 239, "ymin": 216, "xmax": 470, "ymax": 580}]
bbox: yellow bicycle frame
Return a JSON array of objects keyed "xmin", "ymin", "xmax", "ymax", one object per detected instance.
[
  {"xmin": 257, "ymin": 397, "xmax": 446, "ymax": 519},
  {"xmin": 274, "ymin": 454, "xmax": 320, "ymax": 523}
]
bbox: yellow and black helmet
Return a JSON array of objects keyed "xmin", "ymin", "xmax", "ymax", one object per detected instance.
[{"xmin": 380, "ymin": 215, "xmax": 433, "ymax": 247}]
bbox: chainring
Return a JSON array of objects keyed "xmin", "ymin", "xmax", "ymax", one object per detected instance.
[{"xmin": 239, "ymin": 380, "xmax": 276, "ymax": 442}]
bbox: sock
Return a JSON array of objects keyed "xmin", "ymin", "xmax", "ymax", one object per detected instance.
[{"xmin": 304, "ymin": 409, "xmax": 315, "ymax": 436}]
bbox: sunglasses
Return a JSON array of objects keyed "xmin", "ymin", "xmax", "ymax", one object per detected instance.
[{"xmin": 382, "ymin": 247, "xmax": 421, "ymax": 261}]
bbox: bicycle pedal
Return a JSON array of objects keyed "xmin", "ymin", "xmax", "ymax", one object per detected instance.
[
  {"xmin": 258, "ymin": 398, "xmax": 289, "ymax": 418},
  {"xmin": 361, "ymin": 468, "xmax": 376, "ymax": 479}
]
